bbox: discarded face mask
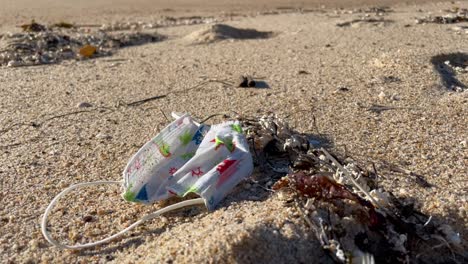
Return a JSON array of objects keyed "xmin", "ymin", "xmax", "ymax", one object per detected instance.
[{"xmin": 41, "ymin": 113, "xmax": 253, "ymax": 249}]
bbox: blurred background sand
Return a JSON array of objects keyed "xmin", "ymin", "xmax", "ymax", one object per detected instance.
[{"xmin": 0, "ymin": 0, "xmax": 443, "ymax": 26}]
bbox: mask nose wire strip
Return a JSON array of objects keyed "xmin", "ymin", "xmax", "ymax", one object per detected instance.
[{"xmin": 41, "ymin": 180, "xmax": 205, "ymax": 250}]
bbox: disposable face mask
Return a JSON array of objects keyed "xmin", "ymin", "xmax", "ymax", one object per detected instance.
[{"xmin": 41, "ymin": 113, "xmax": 253, "ymax": 250}]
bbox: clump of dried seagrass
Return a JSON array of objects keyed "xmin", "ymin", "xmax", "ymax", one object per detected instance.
[
  {"xmin": 416, "ymin": 8, "xmax": 468, "ymax": 24},
  {"xmin": 0, "ymin": 21, "xmax": 165, "ymax": 67},
  {"xmin": 238, "ymin": 113, "xmax": 464, "ymax": 264}
]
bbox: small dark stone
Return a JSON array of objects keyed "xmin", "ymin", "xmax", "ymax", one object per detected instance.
[
  {"xmin": 82, "ymin": 215, "xmax": 93, "ymax": 222},
  {"xmin": 30, "ymin": 122, "xmax": 40, "ymax": 128},
  {"xmin": 337, "ymin": 86, "xmax": 350, "ymax": 92},
  {"xmin": 382, "ymin": 75, "xmax": 401, "ymax": 83},
  {"xmin": 105, "ymin": 255, "xmax": 115, "ymax": 261},
  {"xmin": 77, "ymin": 102, "xmax": 93, "ymax": 108},
  {"xmin": 237, "ymin": 75, "xmax": 249, "ymax": 87},
  {"xmin": 247, "ymin": 76, "xmax": 256, "ymax": 87},
  {"xmin": 298, "ymin": 70, "xmax": 310, "ymax": 75},
  {"xmin": 238, "ymin": 75, "xmax": 256, "ymax": 87}
]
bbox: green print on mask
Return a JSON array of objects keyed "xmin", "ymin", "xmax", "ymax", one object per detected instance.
[
  {"xmin": 183, "ymin": 186, "xmax": 199, "ymax": 196},
  {"xmin": 231, "ymin": 124, "xmax": 242, "ymax": 133},
  {"xmin": 180, "ymin": 152, "xmax": 195, "ymax": 160},
  {"xmin": 224, "ymin": 137, "xmax": 235, "ymax": 152},
  {"xmin": 156, "ymin": 140, "xmax": 171, "ymax": 157},
  {"xmin": 123, "ymin": 184, "xmax": 136, "ymax": 202},
  {"xmin": 179, "ymin": 130, "xmax": 192, "ymax": 146}
]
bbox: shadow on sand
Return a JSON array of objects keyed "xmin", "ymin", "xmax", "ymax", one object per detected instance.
[{"xmin": 430, "ymin": 52, "xmax": 468, "ymax": 91}]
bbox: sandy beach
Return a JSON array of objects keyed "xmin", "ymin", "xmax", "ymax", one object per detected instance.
[{"xmin": 0, "ymin": 0, "xmax": 467, "ymax": 263}]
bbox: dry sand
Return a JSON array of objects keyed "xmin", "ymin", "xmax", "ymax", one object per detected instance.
[{"xmin": 0, "ymin": 0, "xmax": 467, "ymax": 263}]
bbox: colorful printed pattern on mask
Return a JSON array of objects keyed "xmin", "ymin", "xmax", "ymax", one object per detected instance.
[
  {"xmin": 122, "ymin": 114, "xmax": 202, "ymax": 203},
  {"xmin": 167, "ymin": 120, "xmax": 253, "ymax": 210},
  {"xmin": 123, "ymin": 115, "xmax": 253, "ymax": 211}
]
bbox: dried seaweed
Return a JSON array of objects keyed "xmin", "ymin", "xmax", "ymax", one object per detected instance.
[
  {"xmin": 0, "ymin": 23, "xmax": 165, "ymax": 67},
  {"xmin": 240, "ymin": 114, "xmax": 464, "ymax": 263},
  {"xmin": 336, "ymin": 18, "xmax": 393, "ymax": 27},
  {"xmin": 416, "ymin": 9, "xmax": 468, "ymax": 24},
  {"xmin": 20, "ymin": 20, "xmax": 47, "ymax": 32},
  {"xmin": 274, "ymin": 172, "xmax": 362, "ymax": 204}
]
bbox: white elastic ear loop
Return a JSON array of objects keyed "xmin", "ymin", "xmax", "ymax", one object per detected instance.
[
  {"xmin": 41, "ymin": 180, "xmax": 205, "ymax": 250},
  {"xmin": 171, "ymin": 112, "xmax": 200, "ymax": 126}
]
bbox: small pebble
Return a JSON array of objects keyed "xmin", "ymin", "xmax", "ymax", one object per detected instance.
[
  {"xmin": 304, "ymin": 199, "xmax": 315, "ymax": 210},
  {"xmin": 378, "ymin": 91, "xmax": 387, "ymax": 101},
  {"xmin": 82, "ymin": 215, "xmax": 93, "ymax": 222},
  {"xmin": 399, "ymin": 188, "xmax": 407, "ymax": 196},
  {"xmin": 333, "ymin": 86, "xmax": 350, "ymax": 93},
  {"xmin": 391, "ymin": 93, "xmax": 400, "ymax": 101},
  {"xmin": 77, "ymin": 102, "xmax": 93, "ymax": 108},
  {"xmin": 96, "ymin": 133, "xmax": 111, "ymax": 140},
  {"xmin": 30, "ymin": 239, "xmax": 39, "ymax": 250}
]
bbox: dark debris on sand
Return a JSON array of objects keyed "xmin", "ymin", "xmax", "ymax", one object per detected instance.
[
  {"xmin": 238, "ymin": 114, "xmax": 465, "ymax": 263},
  {"xmin": 416, "ymin": 8, "xmax": 468, "ymax": 24},
  {"xmin": 0, "ymin": 21, "xmax": 165, "ymax": 67}
]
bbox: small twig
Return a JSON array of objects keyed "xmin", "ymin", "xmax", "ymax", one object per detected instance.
[
  {"xmin": 248, "ymin": 179, "xmax": 273, "ymax": 192},
  {"xmin": 1, "ymin": 62, "xmax": 45, "ymax": 68},
  {"xmin": 1, "ymin": 108, "xmax": 109, "ymax": 136},
  {"xmin": 431, "ymin": 235, "xmax": 457, "ymax": 260},
  {"xmin": 42, "ymin": 109, "xmax": 97, "ymax": 122},
  {"xmin": 321, "ymin": 148, "xmax": 384, "ymax": 209},
  {"xmin": 386, "ymin": 164, "xmax": 433, "ymax": 188},
  {"xmin": 295, "ymin": 203, "xmax": 313, "ymax": 228},
  {"xmin": 159, "ymin": 109, "xmax": 169, "ymax": 122},
  {"xmin": 312, "ymin": 115, "xmax": 320, "ymax": 135},
  {"xmin": 372, "ymin": 162, "xmax": 379, "ymax": 188},
  {"xmin": 126, "ymin": 95, "xmax": 167, "ymax": 107},
  {"xmin": 423, "ymin": 216, "xmax": 433, "ymax": 227},
  {"xmin": 199, "ymin": 113, "xmax": 229, "ymax": 124},
  {"xmin": 75, "ymin": 24, "xmax": 102, "ymax": 28},
  {"xmin": 0, "ymin": 142, "xmax": 22, "ymax": 149},
  {"xmin": 357, "ymin": 103, "xmax": 419, "ymax": 114},
  {"xmin": 0, "ymin": 107, "xmax": 113, "ymax": 148},
  {"xmin": 198, "ymin": 110, "xmax": 241, "ymax": 124},
  {"xmin": 0, "ymin": 122, "xmax": 30, "ymax": 135},
  {"xmin": 125, "ymin": 79, "xmax": 232, "ymax": 108},
  {"xmin": 388, "ymin": 165, "xmax": 412, "ymax": 175}
]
